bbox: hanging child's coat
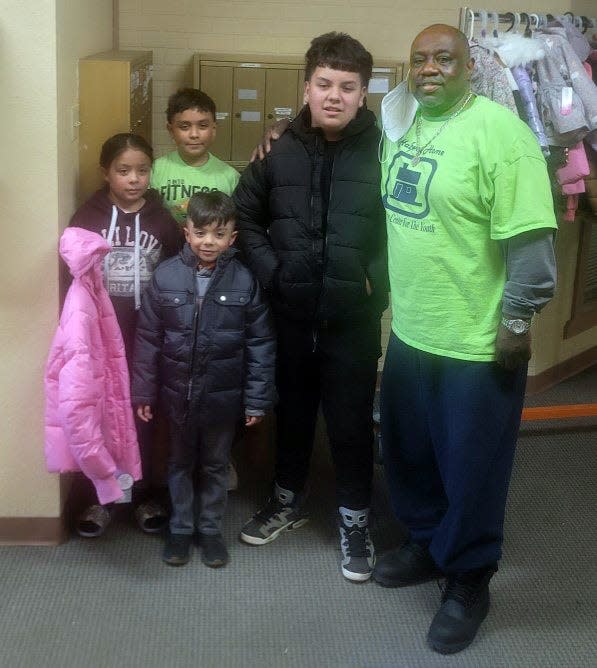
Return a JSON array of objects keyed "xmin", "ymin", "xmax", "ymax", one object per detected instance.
[{"xmin": 44, "ymin": 227, "xmax": 141, "ymax": 504}]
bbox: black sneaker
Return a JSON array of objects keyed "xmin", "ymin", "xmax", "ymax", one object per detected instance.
[
  {"xmin": 338, "ymin": 507, "xmax": 375, "ymax": 582},
  {"xmin": 427, "ymin": 567, "xmax": 495, "ymax": 654},
  {"xmin": 162, "ymin": 532, "xmax": 192, "ymax": 566},
  {"xmin": 240, "ymin": 484, "xmax": 308, "ymax": 546},
  {"xmin": 373, "ymin": 540, "xmax": 443, "ymax": 587},
  {"xmin": 200, "ymin": 533, "xmax": 229, "ymax": 568}
]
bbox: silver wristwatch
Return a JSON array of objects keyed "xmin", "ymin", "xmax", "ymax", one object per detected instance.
[{"xmin": 501, "ymin": 317, "xmax": 531, "ymax": 335}]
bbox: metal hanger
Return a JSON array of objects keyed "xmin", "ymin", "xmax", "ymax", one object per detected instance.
[
  {"xmin": 467, "ymin": 8, "xmax": 475, "ymax": 41},
  {"xmin": 479, "ymin": 9, "xmax": 488, "ymax": 39},
  {"xmin": 491, "ymin": 12, "xmax": 500, "ymax": 38}
]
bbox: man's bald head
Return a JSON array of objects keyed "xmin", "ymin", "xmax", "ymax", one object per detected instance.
[
  {"xmin": 409, "ymin": 24, "xmax": 474, "ymax": 117},
  {"xmin": 411, "ymin": 24, "xmax": 471, "ymax": 60}
]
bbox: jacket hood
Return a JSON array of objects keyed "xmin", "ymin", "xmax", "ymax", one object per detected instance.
[
  {"xmin": 289, "ymin": 105, "xmax": 377, "ymax": 144},
  {"xmin": 541, "ymin": 20, "xmax": 591, "ymax": 62},
  {"xmin": 75, "ymin": 186, "xmax": 166, "ymax": 221},
  {"xmin": 475, "ymin": 33, "xmax": 546, "ymax": 67},
  {"xmin": 60, "ymin": 227, "xmax": 110, "ymax": 278}
]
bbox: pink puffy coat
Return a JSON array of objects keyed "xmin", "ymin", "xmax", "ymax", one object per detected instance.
[{"xmin": 44, "ymin": 227, "xmax": 141, "ymax": 504}]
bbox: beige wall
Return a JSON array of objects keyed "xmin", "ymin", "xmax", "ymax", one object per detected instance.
[
  {"xmin": 570, "ymin": 0, "xmax": 596, "ymax": 15},
  {"xmin": 530, "ymin": 222, "xmax": 597, "ymax": 376},
  {"xmin": 119, "ymin": 0, "xmax": 577, "ymax": 156},
  {"xmin": 0, "ymin": 1, "xmax": 112, "ymax": 523}
]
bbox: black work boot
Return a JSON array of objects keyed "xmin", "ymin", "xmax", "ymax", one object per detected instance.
[
  {"xmin": 373, "ymin": 540, "xmax": 442, "ymax": 587},
  {"xmin": 427, "ymin": 567, "xmax": 496, "ymax": 654}
]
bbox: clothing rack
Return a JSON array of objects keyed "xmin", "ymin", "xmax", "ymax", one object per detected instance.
[
  {"xmin": 459, "ymin": 7, "xmax": 597, "ymax": 423},
  {"xmin": 459, "ymin": 7, "xmax": 597, "ymax": 41}
]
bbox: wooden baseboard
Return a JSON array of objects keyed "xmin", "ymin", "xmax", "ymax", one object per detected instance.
[
  {"xmin": 0, "ymin": 517, "xmax": 66, "ymax": 546},
  {"xmin": 526, "ymin": 346, "xmax": 597, "ymax": 395}
]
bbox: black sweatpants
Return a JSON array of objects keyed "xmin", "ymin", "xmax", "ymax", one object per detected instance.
[
  {"xmin": 274, "ymin": 317, "xmax": 380, "ymax": 509},
  {"xmin": 381, "ymin": 333, "xmax": 527, "ymax": 572}
]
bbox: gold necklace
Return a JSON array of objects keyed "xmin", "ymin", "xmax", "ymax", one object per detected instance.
[{"xmin": 411, "ymin": 92, "xmax": 474, "ymax": 166}]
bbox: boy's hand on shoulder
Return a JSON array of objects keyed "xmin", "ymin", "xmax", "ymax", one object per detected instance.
[
  {"xmin": 245, "ymin": 415, "xmax": 263, "ymax": 427},
  {"xmin": 137, "ymin": 405, "xmax": 154, "ymax": 422},
  {"xmin": 249, "ymin": 118, "xmax": 290, "ymax": 162}
]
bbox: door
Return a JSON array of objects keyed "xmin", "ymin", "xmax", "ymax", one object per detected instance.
[
  {"xmin": 201, "ymin": 64, "xmax": 233, "ymax": 161},
  {"xmin": 232, "ymin": 67, "xmax": 265, "ymax": 161}
]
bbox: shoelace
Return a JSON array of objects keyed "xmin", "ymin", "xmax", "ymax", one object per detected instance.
[
  {"xmin": 439, "ymin": 572, "xmax": 489, "ymax": 609},
  {"xmin": 254, "ymin": 498, "xmax": 286, "ymax": 524},
  {"xmin": 343, "ymin": 527, "xmax": 370, "ymax": 558}
]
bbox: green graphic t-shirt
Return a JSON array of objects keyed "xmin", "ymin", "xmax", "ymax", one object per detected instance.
[
  {"xmin": 381, "ymin": 95, "xmax": 557, "ymax": 361},
  {"xmin": 150, "ymin": 151, "xmax": 240, "ymax": 225}
]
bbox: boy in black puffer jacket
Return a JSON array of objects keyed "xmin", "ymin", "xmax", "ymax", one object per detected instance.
[
  {"xmin": 234, "ymin": 32, "xmax": 389, "ymax": 582},
  {"xmin": 132, "ymin": 191, "xmax": 275, "ymax": 568}
]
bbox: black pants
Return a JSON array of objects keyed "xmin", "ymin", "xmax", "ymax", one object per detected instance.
[{"xmin": 274, "ymin": 317, "xmax": 380, "ymax": 509}]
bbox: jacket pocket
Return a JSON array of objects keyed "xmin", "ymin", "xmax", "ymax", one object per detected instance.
[
  {"xmin": 211, "ymin": 289, "xmax": 251, "ymax": 307},
  {"xmin": 211, "ymin": 289, "xmax": 250, "ymax": 331},
  {"xmin": 158, "ymin": 291, "xmax": 192, "ymax": 329}
]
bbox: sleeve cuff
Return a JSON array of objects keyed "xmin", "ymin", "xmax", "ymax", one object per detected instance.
[{"xmin": 94, "ymin": 476, "xmax": 124, "ymax": 505}]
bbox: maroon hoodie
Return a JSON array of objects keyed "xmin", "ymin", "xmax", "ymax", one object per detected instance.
[{"xmin": 69, "ymin": 187, "xmax": 183, "ymax": 359}]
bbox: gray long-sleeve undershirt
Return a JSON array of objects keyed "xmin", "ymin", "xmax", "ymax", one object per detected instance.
[{"xmin": 500, "ymin": 228, "xmax": 557, "ymax": 319}]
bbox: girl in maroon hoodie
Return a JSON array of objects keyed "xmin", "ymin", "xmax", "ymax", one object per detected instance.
[{"xmin": 70, "ymin": 133, "xmax": 182, "ymax": 537}]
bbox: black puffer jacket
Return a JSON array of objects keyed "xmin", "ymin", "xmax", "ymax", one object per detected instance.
[
  {"xmin": 132, "ymin": 245, "xmax": 276, "ymax": 427},
  {"xmin": 234, "ymin": 107, "xmax": 389, "ymax": 323}
]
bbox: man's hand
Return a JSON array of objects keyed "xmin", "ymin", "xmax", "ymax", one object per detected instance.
[
  {"xmin": 245, "ymin": 415, "xmax": 263, "ymax": 427},
  {"xmin": 495, "ymin": 325, "xmax": 531, "ymax": 370},
  {"xmin": 249, "ymin": 118, "xmax": 291, "ymax": 162},
  {"xmin": 137, "ymin": 405, "xmax": 154, "ymax": 422}
]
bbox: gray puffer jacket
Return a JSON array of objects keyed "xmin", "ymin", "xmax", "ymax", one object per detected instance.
[{"xmin": 132, "ymin": 244, "xmax": 276, "ymax": 427}]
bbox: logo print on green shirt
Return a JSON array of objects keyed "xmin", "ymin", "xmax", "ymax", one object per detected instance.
[{"xmin": 383, "ymin": 152, "xmax": 437, "ymax": 220}]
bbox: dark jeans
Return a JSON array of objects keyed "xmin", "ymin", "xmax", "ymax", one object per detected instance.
[
  {"xmin": 274, "ymin": 317, "xmax": 380, "ymax": 509},
  {"xmin": 168, "ymin": 416, "xmax": 236, "ymax": 536},
  {"xmin": 380, "ymin": 333, "xmax": 527, "ymax": 572}
]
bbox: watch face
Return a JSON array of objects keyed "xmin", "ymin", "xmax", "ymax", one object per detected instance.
[{"xmin": 512, "ymin": 321, "xmax": 525, "ymax": 334}]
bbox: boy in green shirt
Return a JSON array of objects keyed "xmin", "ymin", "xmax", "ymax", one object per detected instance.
[
  {"xmin": 151, "ymin": 88, "xmax": 241, "ymax": 493},
  {"xmin": 151, "ymin": 88, "xmax": 239, "ymax": 225}
]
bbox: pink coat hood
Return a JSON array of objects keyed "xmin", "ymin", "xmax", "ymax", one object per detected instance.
[{"xmin": 44, "ymin": 227, "xmax": 141, "ymax": 504}]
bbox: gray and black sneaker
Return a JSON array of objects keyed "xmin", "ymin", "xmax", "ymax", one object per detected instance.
[
  {"xmin": 339, "ymin": 507, "xmax": 375, "ymax": 582},
  {"xmin": 240, "ymin": 483, "xmax": 308, "ymax": 545}
]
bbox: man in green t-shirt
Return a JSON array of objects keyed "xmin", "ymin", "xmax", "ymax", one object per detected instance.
[
  {"xmin": 151, "ymin": 88, "xmax": 240, "ymax": 226},
  {"xmin": 373, "ymin": 25, "xmax": 557, "ymax": 654}
]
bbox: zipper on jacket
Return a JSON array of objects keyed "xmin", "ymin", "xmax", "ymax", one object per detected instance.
[
  {"xmin": 186, "ymin": 307, "xmax": 199, "ymax": 402},
  {"xmin": 316, "ymin": 146, "xmax": 337, "ymax": 322},
  {"xmin": 185, "ymin": 256, "xmax": 228, "ymax": 405}
]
